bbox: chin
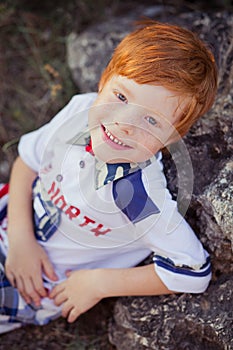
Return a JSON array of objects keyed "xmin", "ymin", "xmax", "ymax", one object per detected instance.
[
  {"xmin": 108, "ymin": 159, "xmax": 132, "ymax": 164},
  {"xmin": 97, "ymin": 156, "xmax": 130, "ymax": 164}
]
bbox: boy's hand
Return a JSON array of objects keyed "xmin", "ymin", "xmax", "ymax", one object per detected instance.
[
  {"xmin": 49, "ymin": 269, "xmax": 103, "ymax": 323},
  {"xmin": 5, "ymin": 235, "xmax": 58, "ymax": 306}
]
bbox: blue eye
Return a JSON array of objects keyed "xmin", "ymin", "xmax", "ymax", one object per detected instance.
[
  {"xmin": 145, "ymin": 116, "xmax": 157, "ymax": 126},
  {"xmin": 116, "ymin": 92, "xmax": 127, "ymax": 103}
]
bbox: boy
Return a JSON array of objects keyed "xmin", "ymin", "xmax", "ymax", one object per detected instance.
[{"xmin": 0, "ymin": 21, "xmax": 217, "ymax": 332}]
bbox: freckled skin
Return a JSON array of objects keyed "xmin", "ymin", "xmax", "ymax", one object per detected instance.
[{"xmin": 88, "ymin": 75, "xmax": 184, "ymax": 164}]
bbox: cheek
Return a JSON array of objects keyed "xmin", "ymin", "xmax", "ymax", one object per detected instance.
[
  {"xmin": 138, "ymin": 134, "xmax": 163, "ymax": 155},
  {"xmin": 89, "ymin": 107, "xmax": 103, "ymax": 129},
  {"xmin": 145, "ymin": 126, "xmax": 173, "ymax": 147},
  {"xmin": 89, "ymin": 100, "xmax": 114, "ymax": 125}
]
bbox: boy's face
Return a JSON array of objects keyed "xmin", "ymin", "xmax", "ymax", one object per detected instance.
[{"xmin": 88, "ymin": 75, "xmax": 185, "ymax": 164}]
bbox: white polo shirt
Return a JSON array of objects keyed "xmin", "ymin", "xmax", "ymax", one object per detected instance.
[{"xmin": 18, "ymin": 93, "xmax": 211, "ymax": 294}]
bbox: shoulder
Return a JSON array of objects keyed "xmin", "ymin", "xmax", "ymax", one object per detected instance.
[
  {"xmin": 69, "ymin": 92, "xmax": 97, "ymax": 110},
  {"xmin": 61, "ymin": 92, "xmax": 97, "ymax": 120},
  {"xmin": 42, "ymin": 92, "xmax": 98, "ymax": 134}
]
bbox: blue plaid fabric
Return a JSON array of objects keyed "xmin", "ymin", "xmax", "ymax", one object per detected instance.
[{"xmin": 0, "ymin": 184, "xmax": 61, "ymax": 333}]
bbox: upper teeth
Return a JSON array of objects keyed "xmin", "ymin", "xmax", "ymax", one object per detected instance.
[{"xmin": 105, "ymin": 128, "xmax": 127, "ymax": 146}]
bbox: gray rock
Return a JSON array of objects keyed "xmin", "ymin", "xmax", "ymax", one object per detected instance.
[
  {"xmin": 109, "ymin": 278, "xmax": 233, "ymax": 350},
  {"xmin": 196, "ymin": 161, "xmax": 233, "ymax": 275},
  {"xmin": 66, "ymin": 7, "xmax": 233, "ymax": 350},
  {"xmin": 66, "ymin": 17, "xmax": 131, "ymax": 92},
  {"xmin": 67, "ymin": 5, "xmax": 176, "ymax": 93}
]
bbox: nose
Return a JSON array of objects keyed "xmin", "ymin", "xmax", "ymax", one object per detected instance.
[
  {"xmin": 114, "ymin": 121, "xmax": 135, "ymax": 135},
  {"xmin": 113, "ymin": 104, "xmax": 139, "ymax": 135}
]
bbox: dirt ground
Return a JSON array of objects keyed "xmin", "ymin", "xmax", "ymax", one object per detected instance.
[
  {"xmin": 0, "ymin": 299, "xmax": 117, "ymax": 349},
  {"xmin": 0, "ymin": 0, "xmax": 232, "ymax": 349}
]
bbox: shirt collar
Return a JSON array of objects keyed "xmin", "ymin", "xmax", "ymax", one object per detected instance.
[{"xmin": 67, "ymin": 129, "xmax": 157, "ymax": 190}]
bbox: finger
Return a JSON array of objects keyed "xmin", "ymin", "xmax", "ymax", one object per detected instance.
[
  {"xmin": 67, "ymin": 307, "xmax": 80, "ymax": 323},
  {"xmin": 32, "ymin": 276, "xmax": 47, "ymax": 298},
  {"xmin": 49, "ymin": 283, "xmax": 64, "ymax": 299},
  {"xmin": 14, "ymin": 275, "xmax": 25, "ymax": 294},
  {"xmin": 6, "ymin": 271, "xmax": 16, "ymax": 288},
  {"xmin": 42, "ymin": 257, "xmax": 58, "ymax": 281},
  {"xmin": 61, "ymin": 301, "xmax": 73, "ymax": 319},
  {"xmin": 15, "ymin": 276, "xmax": 31, "ymax": 304},
  {"xmin": 20, "ymin": 291, "xmax": 31, "ymax": 305},
  {"xmin": 24, "ymin": 277, "xmax": 42, "ymax": 306},
  {"xmin": 53, "ymin": 291, "xmax": 68, "ymax": 306}
]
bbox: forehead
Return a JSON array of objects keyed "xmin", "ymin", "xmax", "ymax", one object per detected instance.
[{"xmin": 106, "ymin": 75, "xmax": 185, "ymax": 121}]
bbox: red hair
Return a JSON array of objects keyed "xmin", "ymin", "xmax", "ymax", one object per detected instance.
[{"xmin": 99, "ymin": 21, "xmax": 218, "ymax": 136}]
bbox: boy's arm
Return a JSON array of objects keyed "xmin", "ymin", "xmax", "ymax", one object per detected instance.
[
  {"xmin": 98, "ymin": 264, "xmax": 171, "ymax": 296},
  {"xmin": 50, "ymin": 265, "xmax": 172, "ymax": 323},
  {"xmin": 7, "ymin": 156, "xmax": 37, "ymax": 237},
  {"xmin": 6, "ymin": 156, "xmax": 57, "ymax": 306}
]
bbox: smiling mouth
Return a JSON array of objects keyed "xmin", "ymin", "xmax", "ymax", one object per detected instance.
[{"xmin": 102, "ymin": 125, "xmax": 131, "ymax": 148}]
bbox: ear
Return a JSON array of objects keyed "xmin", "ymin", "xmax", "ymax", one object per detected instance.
[{"xmin": 98, "ymin": 82, "xmax": 103, "ymax": 92}]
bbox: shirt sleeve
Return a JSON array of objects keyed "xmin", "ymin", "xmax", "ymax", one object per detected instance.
[
  {"xmin": 140, "ymin": 157, "xmax": 211, "ymax": 294},
  {"xmin": 18, "ymin": 123, "xmax": 50, "ymax": 172},
  {"xmin": 18, "ymin": 93, "xmax": 96, "ymax": 172}
]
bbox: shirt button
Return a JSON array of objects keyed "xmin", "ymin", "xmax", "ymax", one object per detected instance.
[
  {"xmin": 56, "ymin": 174, "xmax": 63, "ymax": 182},
  {"xmin": 79, "ymin": 160, "xmax": 85, "ymax": 168}
]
